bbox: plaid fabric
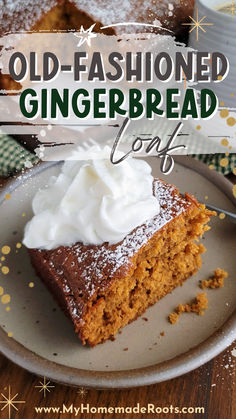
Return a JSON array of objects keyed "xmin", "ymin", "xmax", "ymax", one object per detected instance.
[
  {"xmin": 0, "ymin": 133, "xmax": 235, "ymax": 177},
  {"xmin": 0, "ymin": 134, "xmax": 39, "ymax": 177},
  {"xmin": 192, "ymin": 154, "xmax": 236, "ymax": 175}
]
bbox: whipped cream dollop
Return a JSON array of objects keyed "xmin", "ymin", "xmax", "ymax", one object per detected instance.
[{"xmin": 23, "ymin": 150, "xmax": 160, "ymax": 250}]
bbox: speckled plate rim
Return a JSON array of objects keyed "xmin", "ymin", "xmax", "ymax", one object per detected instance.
[{"xmin": 0, "ymin": 156, "xmax": 235, "ymax": 389}]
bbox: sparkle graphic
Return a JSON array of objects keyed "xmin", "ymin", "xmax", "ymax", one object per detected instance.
[
  {"xmin": 229, "ymin": 0, "xmax": 236, "ymax": 18},
  {"xmin": 35, "ymin": 377, "xmax": 55, "ymax": 398},
  {"xmin": 0, "ymin": 386, "xmax": 25, "ymax": 419},
  {"xmin": 77, "ymin": 388, "xmax": 88, "ymax": 398},
  {"xmin": 74, "ymin": 24, "xmax": 97, "ymax": 47},
  {"xmin": 182, "ymin": 8, "xmax": 213, "ymax": 41}
]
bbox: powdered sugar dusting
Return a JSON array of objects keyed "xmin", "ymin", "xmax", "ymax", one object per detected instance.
[
  {"xmin": 2, "ymin": 1, "xmax": 58, "ymax": 33},
  {"xmin": 2, "ymin": 1, "xmax": 191, "ymax": 34}
]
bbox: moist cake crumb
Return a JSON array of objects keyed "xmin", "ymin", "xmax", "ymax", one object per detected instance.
[
  {"xmin": 200, "ymin": 268, "xmax": 228, "ymax": 289},
  {"xmin": 169, "ymin": 292, "xmax": 208, "ymax": 324},
  {"xmin": 169, "ymin": 312, "xmax": 179, "ymax": 324}
]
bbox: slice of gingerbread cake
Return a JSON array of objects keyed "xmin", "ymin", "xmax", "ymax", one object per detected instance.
[{"xmin": 26, "ymin": 164, "xmax": 214, "ymax": 346}]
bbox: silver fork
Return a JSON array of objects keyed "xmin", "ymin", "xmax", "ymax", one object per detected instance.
[
  {"xmin": 180, "ymin": 193, "xmax": 236, "ymax": 224},
  {"xmin": 204, "ymin": 203, "xmax": 236, "ymax": 224}
]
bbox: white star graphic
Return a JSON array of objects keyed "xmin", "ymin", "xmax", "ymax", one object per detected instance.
[{"xmin": 74, "ymin": 24, "xmax": 97, "ymax": 47}]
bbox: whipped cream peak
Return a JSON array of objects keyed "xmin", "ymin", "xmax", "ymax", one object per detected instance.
[{"xmin": 23, "ymin": 149, "xmax": 160, "ymax": 249}]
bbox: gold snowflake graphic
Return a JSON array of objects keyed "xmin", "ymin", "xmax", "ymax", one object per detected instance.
[
  {"xmin": 228, "ymin": 0, "xmax": 236, "ymax": 18},
  {"xmin": 0, "ymin": 386, "xmax": 25, "ymax": 419},
  {"xmin": 35, "ymin": 377, "xmax": 55, "ymax": 398},
  {"xmin": 182, "ymin": 8, "xmax": 213, "ymax": 41},
  {"xmin": 74, "ymin": 24, "xmax": 97, "ymax": 47},
  {"xmin": 77, "ymin": 387, "xmax": 88, "ymax": 398}
]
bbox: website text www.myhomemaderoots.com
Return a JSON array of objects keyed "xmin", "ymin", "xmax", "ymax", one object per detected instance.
[{"xmin": 34, "ymin": 403, "xmax": 205, "ymax": 416}]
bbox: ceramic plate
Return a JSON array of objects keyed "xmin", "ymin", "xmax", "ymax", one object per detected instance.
[{"xmin": 0, "ymin": 157, "xmax": 235, "ymax": 388}]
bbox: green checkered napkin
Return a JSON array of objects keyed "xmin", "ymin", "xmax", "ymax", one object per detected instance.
[
  {"xmin": 0, "ymin": 133, "xmax": 235, "ymax": 177},
  {"xmin": 192, "ymin": 154, "xmax": 236, "ymax": 175},
  {"xmin": 0, "ymin": 133, "xmax": 39, "ymax": 177}
]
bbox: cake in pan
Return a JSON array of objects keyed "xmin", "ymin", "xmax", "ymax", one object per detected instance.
[
  {"xmin": 1, "ymin": 1, "xmax": 194, "ymax": 35},
  {"xmin": 0, "ymin": 1, "xmax": 194, "ymax": 90}
]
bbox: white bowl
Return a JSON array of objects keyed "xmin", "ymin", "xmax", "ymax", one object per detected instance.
[{"xmin": 189, "ymin": 0, "xmax": 236, "ymax": 109}]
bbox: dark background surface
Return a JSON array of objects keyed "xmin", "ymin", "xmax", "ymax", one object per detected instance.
[{"xmin": 0, "ymin": 343, "xmax": 235, "ymax": 419}]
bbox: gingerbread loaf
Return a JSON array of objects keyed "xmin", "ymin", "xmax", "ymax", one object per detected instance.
[{"xmin": 28, "ymin": 178, "xmax": 214, "ymax": 346}]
